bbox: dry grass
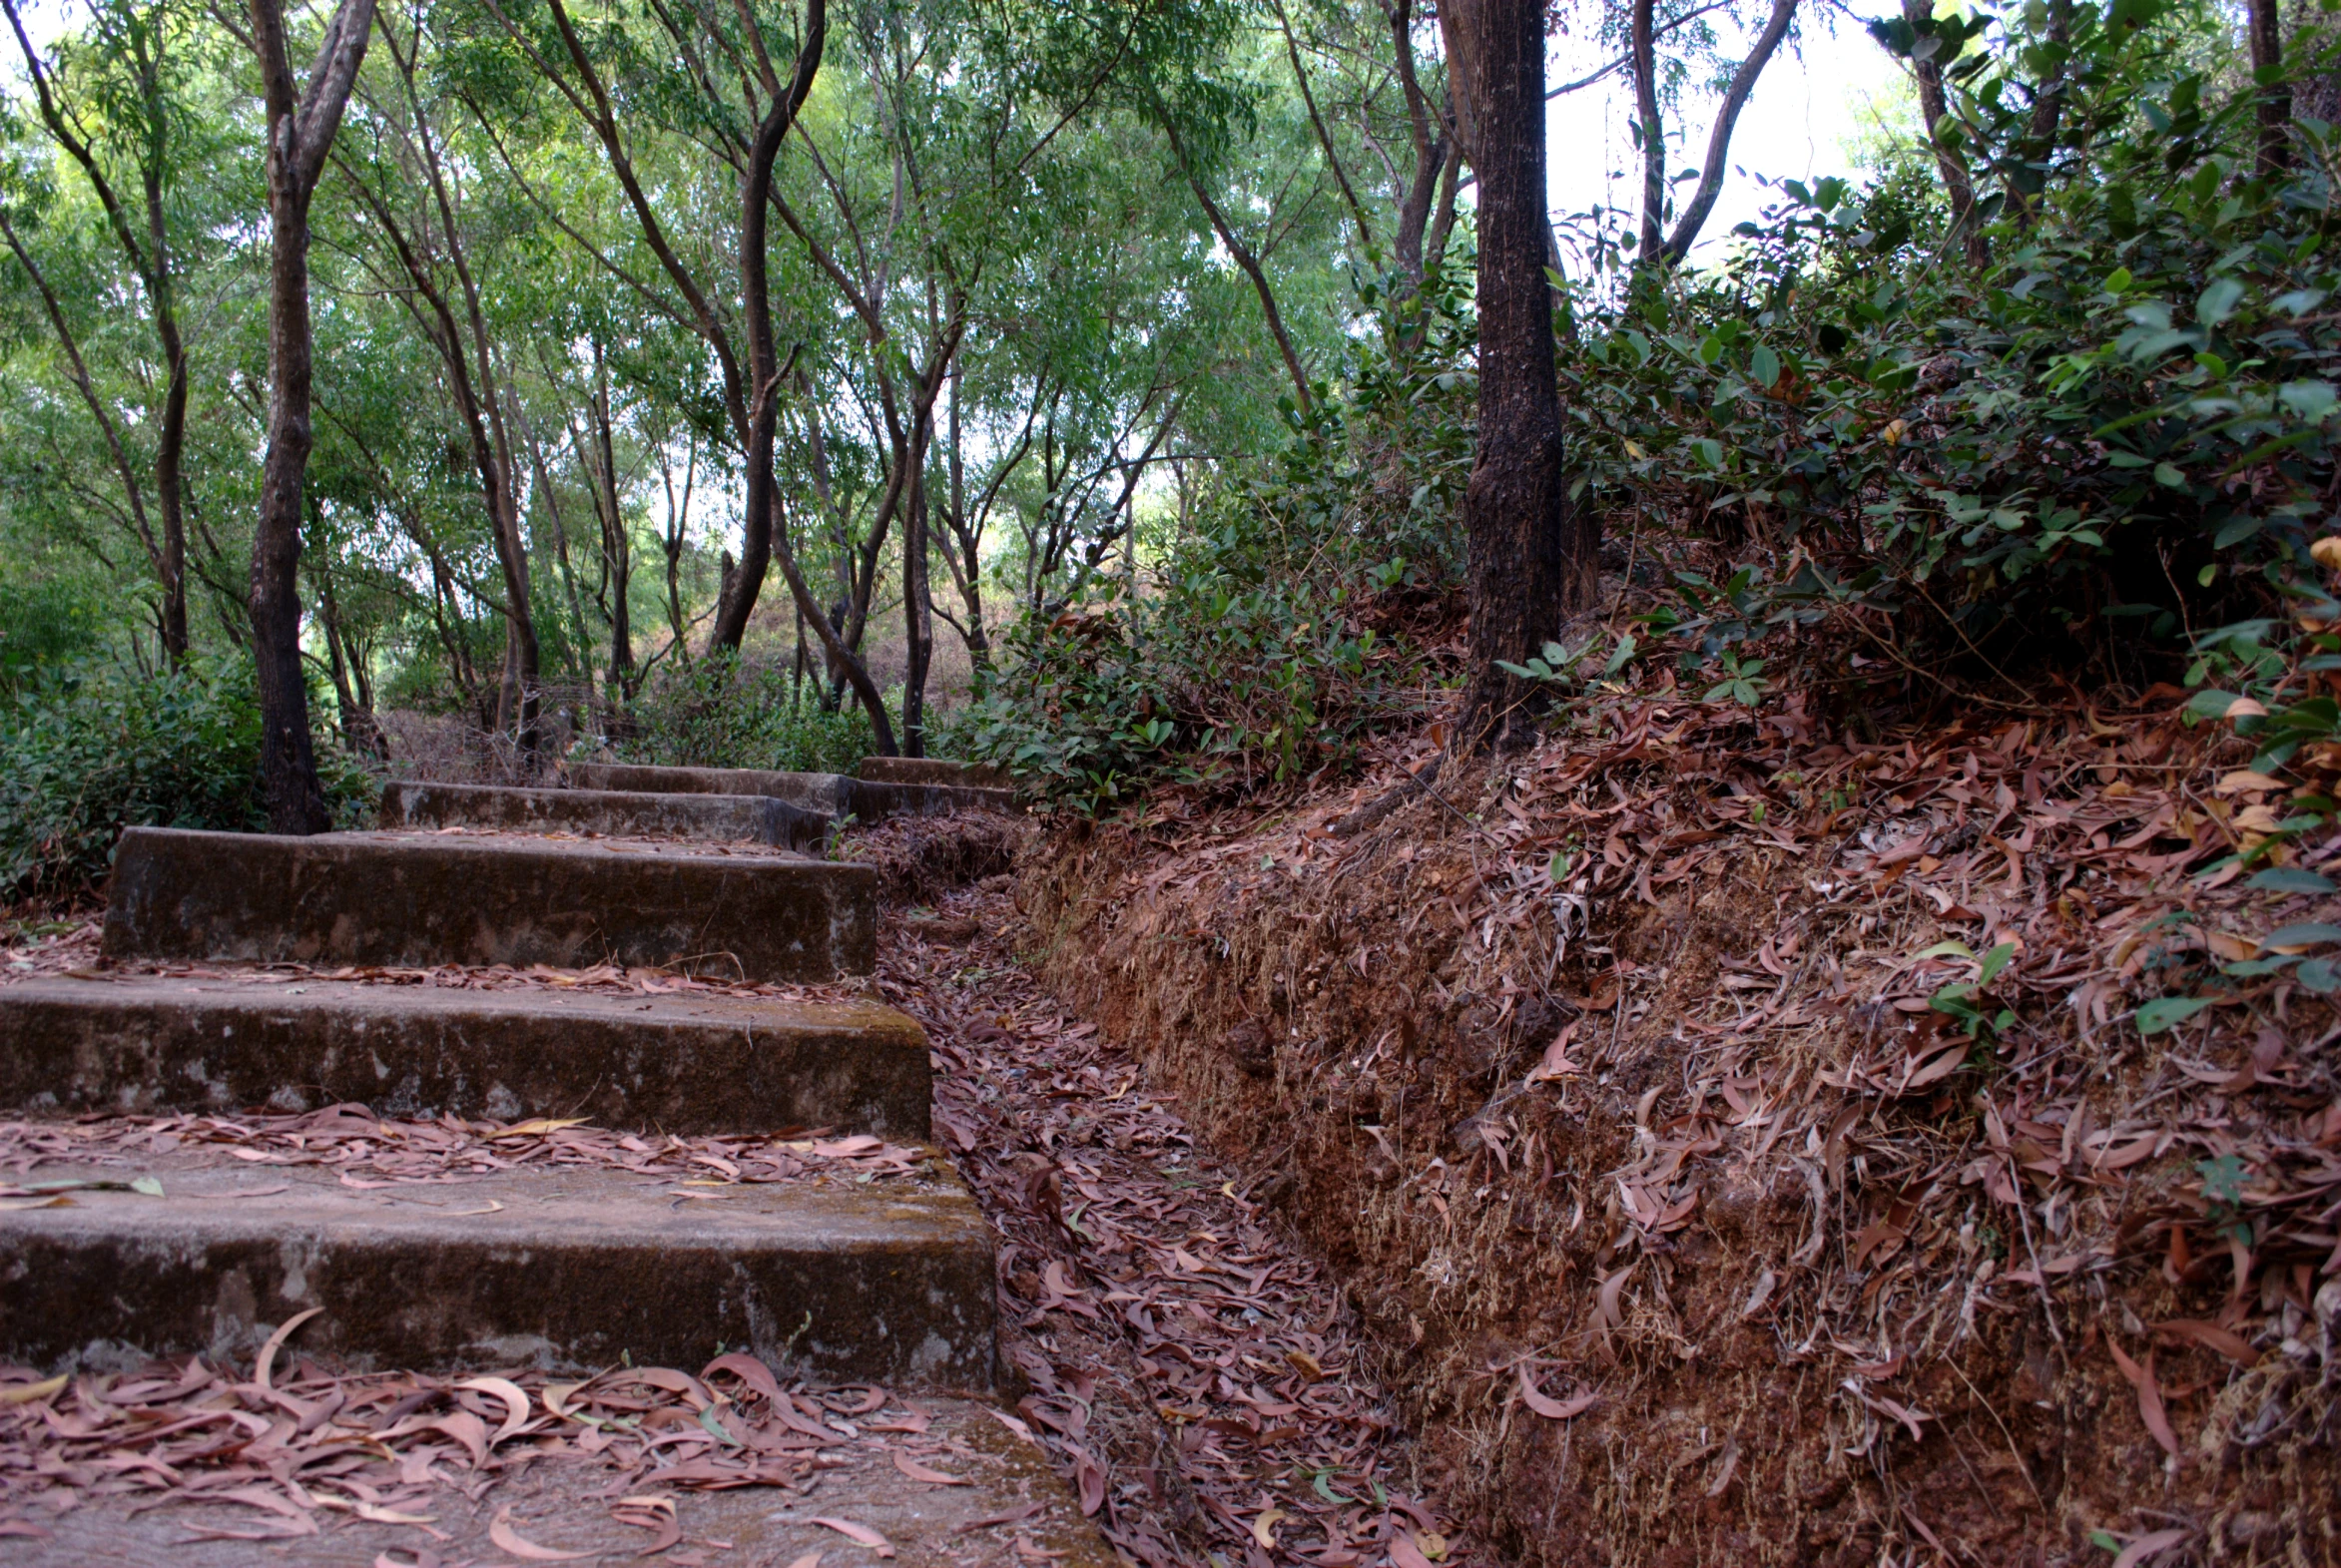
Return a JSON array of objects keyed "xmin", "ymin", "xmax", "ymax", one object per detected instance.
[{"xmin": 1016, "ymin": 688, "xmax": 2341, "ymax": 1568}]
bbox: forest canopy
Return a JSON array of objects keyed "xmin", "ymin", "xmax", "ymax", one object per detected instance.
[{"xmin": 0, "ymin": 0, "xmax": 2337, "ymax": 855}]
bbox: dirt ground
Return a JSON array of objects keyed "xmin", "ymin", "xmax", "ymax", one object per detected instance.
[{"xmin": 1009, "ymin": 695, "xmax": 2341, "ymax": 1568}]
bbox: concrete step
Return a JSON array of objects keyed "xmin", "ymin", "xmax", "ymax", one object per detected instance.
[
  {"xmin": 379, "ymin": 779, "xmax": 831, "ymax": 851},
  {"xmin": 0, "ymin": 1144, "xmax": 994, "ymax": 1388},
  {"xmin": 568, "ymin": 762, "xmax": 1015, "ymax": 821},
  {"xmin": 0, "ymin": 975, "xmax": 928, "ymax": 1137},
  {"xmin": 5, "ymin": 1395, "xmax": 1112, "ymax": 1567},
  {"xmin": 858, "ymin": 754, "xmax": 1011, "ymax": 788},
  {"xmin": 101, "ymin": 826, "xmax": 876, "ymax": 982},
  {"xmin": 567, "ymin": 762, "xmax": 854, "ymax": 816}
]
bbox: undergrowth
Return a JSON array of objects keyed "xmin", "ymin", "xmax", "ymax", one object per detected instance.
[{"xmin": 0, "ymin": 658, "xmax": 376, "ymax": 904}]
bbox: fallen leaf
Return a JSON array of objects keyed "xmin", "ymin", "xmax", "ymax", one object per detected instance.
[
  {"xmin": 702, "ymin": 1351, "xmax": 785, "ymax": 1404},
  {"xmin": 486, "ymin": 1118, "xmax": 591, "ymax": 1140},
  {"xmin": 457, "ymin": 1376, "xmax": 533, "ymax": 1447},
  {"xmin": 1252, "ymin": 1508, "xmax": 1286, "ymax": 1549},
  {"xmin": 808, "ymin": 1517, "xmax": 895, "ymax": 1558},
  {"xmin": 2152, "ymin": 1318, "xmax": 2261, "ymax": 1366},
  {"xmin": 489, "ymin": 1507, "xmax": 597, "ymax": 1561},
  {"xmin": 1071, "ymin": 1446, "xmax": 1106, "ymax": 1515},
  {"xmin": 0, "ymin": 1375, "xmax": 67, "ymax": 1406},
  {"xmin": 1388, "ymin": 1531, "xmax": 1437, "ymax": 1568},
  {"xmin": 1518, "ymin": 1367, "xmax": 1599, "ymax": 1420},
  {"xmin": 891, "ymin": 1450, "xmax": 968, "ymax": 1486},
  {"xmin": 2106, "ymin": 1338, "xmax": 2180, "ymax": 1458},
  {"xmin": 2110, "ymin": 1527, "xmax": 2192, "ymax": 1568},
  {"xmin": 255, "ymin": 1306, "xmax": 323, "ymax": 1390}
]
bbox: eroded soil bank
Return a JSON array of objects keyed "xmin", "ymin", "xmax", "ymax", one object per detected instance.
[{"xmin": 1011, "ymin": 699, "xmax": 2341, "ymax": 1568}]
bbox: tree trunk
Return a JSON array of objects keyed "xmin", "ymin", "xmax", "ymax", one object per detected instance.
[
  {"xmin": 247, "ymin": 0, "xmax": 376, "ymax": 834},
  {"xmin": 1663, "ymin": 0, "xmax": 1798, "ymax": 262},
  {"xmin": 1903, "ymin": 0, "xmax": 1987, "ymax": 267},
  {"xmin": 728, "ymin": 0, "xmax": 897, "ymax": 752},
  {"xmin": 2247, "ymin": 0, "xmax": 2290, "ymax": 176},
  {"xmin": 902, "ymin": 427, "xmax": 933, "ymax": 758},
  {"xmin": 1448, "ymin": 0, "xmax": 1593, "ymax": 749},
  {"xmin": 3, "ymin": 0, "xmax": 190, "ymax": 657},
  {"xmin": 1630, "ymin": 0, "xmax": 1665, "ymax": 261}
]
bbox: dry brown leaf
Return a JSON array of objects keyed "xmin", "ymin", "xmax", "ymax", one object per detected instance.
[
  {"xmin": 808, "ymin": 1516, "xmax": 895, "ymax": 1558},
  {"xmin": 2106, "ymin": 1337, "xmax": 2181, "ymax": 1458},
  {"xmin": 891, "ymin": 1450, "xmax": 969, "ymax": 1486},
  {"xmin": 489, "ymin": 1507, "xmax": 597, "ymax": 1561},
  {"xmin": 254, "ymin": 1306, "xmax": 323, "ymax": 1390},
  {"xmin": 457, "ymin": 1375, "xmax": 532, "ymax": 1447},
  {"xmin": 1517, "ymin": 1367, "xmax": 1599, "ymax": 1420}
]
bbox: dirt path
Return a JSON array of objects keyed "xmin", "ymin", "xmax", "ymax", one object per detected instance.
[{"xmin": 876, "ymin": 875, "xmax": 1464, "ymax": 1568}]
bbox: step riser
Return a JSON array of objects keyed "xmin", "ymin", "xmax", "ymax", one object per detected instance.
[
  {"xmin": 0, "ymin": 983, "xmax": 929, "ymax": 1137},
  {"xmin": 1, "ymin": 1217, "xmax": 993, "ymax": 1388},
  {"xmin": 565, "ymin": 764, "xmax": 1014, "ymax": 821},
  {"xmin": 857, "ymin": 755, "xmax": 1011, "ymax": 788},
  {"xmin": 101, "ymin": 827, "xmax": 877, "ymax": 982},
  {"xmin": 567, "ymin": 763, "xmax": 851, "ymax": 815},
  {"xmin": 379, "ymin": 781, "xmax": 831, "ymax": 851}
]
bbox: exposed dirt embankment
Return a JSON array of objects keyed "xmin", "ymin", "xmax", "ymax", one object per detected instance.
[{"xmin": 1017, "ymin": 696, "xmax": 2341, "ymax": 1568}]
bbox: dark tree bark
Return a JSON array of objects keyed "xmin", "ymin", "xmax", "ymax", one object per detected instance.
[
  {"xmin": 902, "ymin": 427, "xmax": 934, "ymax": 758},
  {"xmin": 1447, "ymin": 0, "xmax": 1595, "ymax": 749},
  {"xmin": 248, "ymin": 0, "xmax": 376, "ymax": 834},
  {"xmin": 723, "ymin": 0, "xmax": 898, "ymax": 753},
  {"xmin": 1663, "ymin": 0, "xmax": 1798, "ymax": 262},
  {"xmin": 2247, "ymin": 0, "xmax": 2291, "ymax": 175},
  {"xmin": 1630, "ymin": 0, "xmax": 1665, "ymax": 260},
  {"xmin": 1902, "ymin": 0, "xmax": 1987, "ymax": 267}
]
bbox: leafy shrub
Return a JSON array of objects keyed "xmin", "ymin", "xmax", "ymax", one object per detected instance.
[
  {"xmin": 941, "ymin": 266, "xmax": 1477, "ymax": 808},
  {"xmin": 615, "ymin": 653, "xmax": 883, "ymax": 776},
  {"xmin": 0, "ymin": 659, "xmax": 377, "ymax": 903},
  {"xmin": 960, "ymin": 0, "xmax": 2341, "ymax": 809},
  {"xmin": 1564, "ymin": 0, "xmax": 2338, "ymax": 682}
]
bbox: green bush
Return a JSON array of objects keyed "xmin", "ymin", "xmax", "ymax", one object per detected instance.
[
  {"xmin": 939, "ymin": 265, "xmax": 1476, "ymax": 809},
  {"xmin": 1564, "ymin": 0, "xmax": 2338, "ymax": 680},
  {"xmin": 615, "ymin": 654, "xmax": 884, "ymax": 777},
  {"xmin": 0, "ymin": 658, "xmax": 378, "ymax": 904}
]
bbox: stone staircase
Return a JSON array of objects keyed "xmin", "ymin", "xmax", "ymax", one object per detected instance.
[{"xmin": 0, "ymin": 759, "xmax": 1110, "ymax": 1564}]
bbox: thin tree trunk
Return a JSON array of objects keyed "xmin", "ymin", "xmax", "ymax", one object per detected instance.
[
  {"xmin": 1663, "ymin": 0, "xmax": 1798, "ymax": 262},
  {"xmin": 248, "ymin": 0, "xmax": 376, "ymax": 834},
  {"xmin": 1903, "ymin": 0, "xmax": 1986, "ymax": 267},
  {"xmin": 902, "ymin": 424, "xmax": 933, "ymax": 758},
  {"xmin": 1631, "ymin": 0, "xmax": 1666, "ymax": 261},
  {"xmin": 589, "ymin": 349, "xmax": 633, "ymax": 701},
  {"xmin": 1273, "ymin": 0, "xmax": 1374, "ymax": 252},
  {"xmin": 1151, "ymin": 94, "xmax": 1314, "ymax": 417},
  {"xmin": 1447, "ymin": 0, "xmax": 1593, "ymax": 748},
  {"xmin": 729, "ymin": 0, "xmax": 896, "ymax": 750},
  {"xmin": 2247, "ymin": 0, "xmax": 2291, "ymax": 175}
]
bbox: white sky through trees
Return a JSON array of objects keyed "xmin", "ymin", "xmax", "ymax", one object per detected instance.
[{"xmin": 1545, "ymin": 2, "xmax": 1908, "ymax": 269}]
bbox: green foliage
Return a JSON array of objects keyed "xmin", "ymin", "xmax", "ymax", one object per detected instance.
[
  {"xmin": 1563, "ymin": 0, "xmax": 2338, "ymax": 681},
  {"xmin": 0, "ymin": 659, "xmax": 377, "ymax": 903},
  {"xmin": 941, "ymin": 267, "xmax": 1477, "ymax": 808},
  {"xmin": 615, "ymin": 655, "xmax": 880, "ymax": 776}
]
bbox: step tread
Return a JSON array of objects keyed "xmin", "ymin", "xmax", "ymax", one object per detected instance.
[
  {"xmin": 380, "ymin": 780, "xmax": 831, "ymax": 849},
  {"xmin": 0, "ymin": 974, "xmax": 928, "ymax": 1136},
  {"xmin": 0, "ymin": 1139, "xmax": 992, "ymax": 1387},
  {"xmin": 0, "ymin": 1394, "xmax": 1113, "ymax": 1567}
]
